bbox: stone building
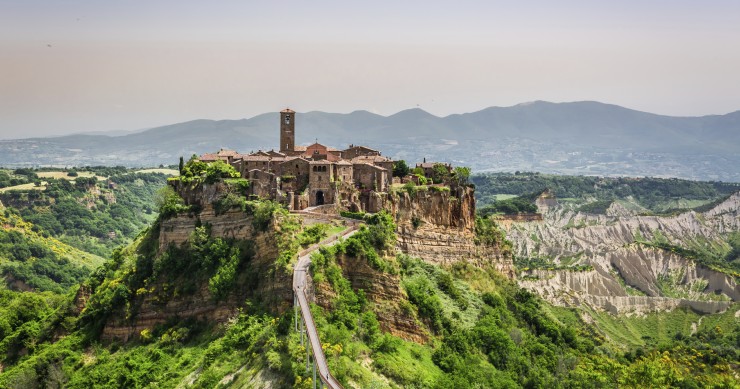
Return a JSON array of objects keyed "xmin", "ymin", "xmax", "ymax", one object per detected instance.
[{"xmin": 199, "ymin": 108, "xmax": 395, "ymax": 210}]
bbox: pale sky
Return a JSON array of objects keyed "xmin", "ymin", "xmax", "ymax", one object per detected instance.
[{"xmin": 1, "ymin": 0, "xmax": 739, "ymax": 138}]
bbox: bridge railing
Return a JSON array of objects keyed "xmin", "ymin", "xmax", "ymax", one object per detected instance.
[{"xmin": 293, "ymin": 226, "xmax": 358, "ymax": 389}]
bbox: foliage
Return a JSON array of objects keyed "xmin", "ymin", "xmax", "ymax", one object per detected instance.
[
  {"xmin": 339, "ymin": 210, "xmax": 366, "ymax": 220},
  {"xmin": 1, "ymin": 169, "xmax": 166, "ymax": 258},
  {"xmin": 474, "ymin": 216, "xmax": 510, "ymax": 251},
  {"xmin": 154, "ymin": 186, "xmax": 189, "ymax": 218},
  {"xmin": 472, "ymin": 172, "xmax": 739, "ymax": 212},
  {"xmin": 177, "ymin": 157, "xmax": 239, "ymax": 185},
  {"xmin": 576, "ymin": 200, "xmax": 614, "ymax": 214},
  {"xmin": 452, "ymin": 166, "xmax": 471, "ymax": 186},
  {"xmin": 479, "ymin": 194, "xmax": 538, "ymax": 216},
  {"xmin": 392, "ymin": 159, "xmax": 410, "ymax": 178},
  {"xmin": 297, "ymin": 223, "xmax": 329, "ymax": 247},
  {"xmin": 429, "ymin": 163, "xmax": 450, "ymax": 184}
]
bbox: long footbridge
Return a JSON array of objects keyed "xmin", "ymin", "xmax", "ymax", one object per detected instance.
[{"xmin": 292, "ymin": 212, "xmax": 360, "ymax": 389}]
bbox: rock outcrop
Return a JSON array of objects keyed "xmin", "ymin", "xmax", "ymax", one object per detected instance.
[
  {"xmin": 101, "ymin": 208, "xmax": 293, "ymax": 342},
  {"xmin": 373, "ymin": 187, "xmax": 515, "ymax": 277},
  {"xmin": 507, "ymin": 192, "xmax": 740, "ymax": 314}
]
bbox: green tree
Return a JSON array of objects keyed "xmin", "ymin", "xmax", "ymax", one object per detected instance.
[
  {"xmin": 392, "ymin": 160, "xmax": 410, "ymax": 178},
  {"xmin": 178, "ymin": 156, "xmax": 184, "ymax": 175},
  {"xmin": 431, "ymin": 163, "xmax": 450, "ymax": 184},
  {"xmin": 155, "ymin": 186, "xmax": 187, "ymax": 217},
  {"xmin": 452, "ymin": 166, "xmax": 470, "ymax": 186}
]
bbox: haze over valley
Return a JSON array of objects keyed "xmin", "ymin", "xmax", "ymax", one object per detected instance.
[{"xmin": 2, "ymin": 100, "xmax": 738, "ymax": 181}]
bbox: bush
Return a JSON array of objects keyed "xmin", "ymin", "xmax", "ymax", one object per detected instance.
[
  {"xmin": 340, "ymin": 211, "xmax": 366, "ymax": 220},
  {"xmin": 154, "ymin": 186, "xmax": 189, "ymax": 218}
]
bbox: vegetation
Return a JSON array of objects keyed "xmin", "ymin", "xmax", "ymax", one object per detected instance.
[
  {"xmin": 392, "ymin": 159, "xmax": 409, "ymax": 178},
  {"xmin": 174, "ymin": 156, "xmax": 239, "ymax": 185},
  {"xmin": 0, "ymin": 169, "xmax": 41, "ymax": 189},
  {"xmin": 0, "ymin": 165, "xmax": 737, "ymax": 388},
  {"xmin": 479, "ymin": 194, "xmax": 538, "ymax": 216},
  {"xmin": 472, "ymin": 172, "xmax": 739, "ymax": 213},
  {"xmin": 0, "ymin": 169, "xmax": 167, "ymax": 257}
]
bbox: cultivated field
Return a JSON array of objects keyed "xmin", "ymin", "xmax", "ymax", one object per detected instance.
[
  {"xmin": 135, "ymin": 168, "xmax": 179, "ymax": 176},
  {"xmin": 36, "ymin": 171, "xmax": 107, "ymax": 181}
]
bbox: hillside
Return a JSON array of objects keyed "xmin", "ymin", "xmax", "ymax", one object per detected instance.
[
  {"xmin": 0, "ymin": 168, "xmax": 170, "ymax": 257},
  {"xmin": 0, "ymin": 208, "xmax": 104, "ymax": 293},
  {"xmin": 0, "ymin": 171, "xmax": 738, "ymax": 388},
  {"xmin": 2, "ymin": 101, "xmax": 739, "ymax": 180},
  {"xmin": 473, "ymin": 173, "xmax": 740, "ymax": 314}
]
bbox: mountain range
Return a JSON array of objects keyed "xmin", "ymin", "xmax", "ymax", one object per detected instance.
[{"xmin": 2, "ymin": 101, "xmax": 738, "ymax": 181}]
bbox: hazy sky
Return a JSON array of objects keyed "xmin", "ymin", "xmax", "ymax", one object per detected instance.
[{"xmin": 1, "ymin": 0, "xmax": 740, "ymax": 138}]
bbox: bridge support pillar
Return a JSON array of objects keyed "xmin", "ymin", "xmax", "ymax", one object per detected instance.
[{"xmin": 312, "ymin": 354, "xmax": 317, "ymax": 389}]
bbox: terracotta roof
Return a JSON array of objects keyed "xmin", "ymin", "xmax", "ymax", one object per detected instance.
[
  {"xmin": 293, "ymin": 146, "xmax": 308, "ymax": 151},
  {"xmin": 306, "ymin": 142, "xmax": 339, "ymax": 152},
  {"xmin": 216, "ymin": 148, "xmax": 238, "ymax": 156},
  {"xmin": 242, "ymin": 155, "xmax": 285, "ymax": 162},
  {"xmin": 281, "ymin": 108, "xmax": 295, "ymax": 113},
  {"xmin": 199, "ymin": 153, "xmax": 219, "ymax": 161},
  {"xmin": 335, "ymin": 160, "xmax": 353, "ymax": 166},
  {"xmin": 353, "ymin": 162, "xmax": 385, "ymax": 170},
  {"xmin": 345, "ymin": 145, "xmax": 378, "ymax": 152},
  {"xmin": 282, "ymin": 156, "xmax": 310, "ymax": 163},
  {"xmin": 351, "ymin": 155, "xmax": 392, "ymax": 163},
  {"xmin": 417, "ymin": 162, "xmax": 439, "ymax": 168}
]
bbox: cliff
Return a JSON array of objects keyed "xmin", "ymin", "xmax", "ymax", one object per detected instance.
[
  {"xmin": 311, "ymin": 252, "xmax": 428, "ymax": 343},
  {"xmin": 507, "ymin": 192, "xmax": 740, "ymax": 314},
  {"xmin": 372, "ymin": 186, "xmax": 515, "ymax": 278},
  {"xmin": 101, "ymin": 208, "xmax": 293, "ymax": 342}
]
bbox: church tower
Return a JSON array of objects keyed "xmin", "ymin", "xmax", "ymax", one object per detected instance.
[{"xmin": 280, "ymin": 108, "xmax": 295, "ymax": 154}]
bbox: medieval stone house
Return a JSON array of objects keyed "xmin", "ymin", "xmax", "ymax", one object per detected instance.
[{"xmin": 199, "ymin": 108, "xmax": 394, "ymax": 210}]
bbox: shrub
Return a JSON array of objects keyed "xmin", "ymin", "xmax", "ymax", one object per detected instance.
[{"xmin": 340, "ymin": 211, "xmax": 366, "ymax": 220}]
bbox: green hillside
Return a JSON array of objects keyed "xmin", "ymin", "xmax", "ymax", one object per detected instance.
[
  {"xmin": 472, "ymin": 172, "xmax": 740, "ymax": 213},
  {"xmin": 0, "ymin": 167, "xmax": 169, "ymax": 258},
  {"xmin": 0, "ymin": 203, "xmax": 737, "ymax": 388},
  {"xmin": 0, "ymin": 209, "xmax": 105, "ymax": 293}
]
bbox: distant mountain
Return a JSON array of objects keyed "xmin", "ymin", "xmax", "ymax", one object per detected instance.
[{"xmin": 1, "ymin": 101, "xmax": 738, "ymax": 180}]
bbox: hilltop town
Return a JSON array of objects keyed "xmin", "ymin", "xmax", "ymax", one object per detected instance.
[{"xmin": 194, "ymin": 108, "xmax": 456, "ymax": 212}]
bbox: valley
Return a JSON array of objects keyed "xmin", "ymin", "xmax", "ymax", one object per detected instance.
[{"xmin": 0, "ymin": 163, "xmax": 737, "ymax": 388}]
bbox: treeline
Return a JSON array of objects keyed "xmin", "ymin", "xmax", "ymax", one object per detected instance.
[
  {"xmin": 0, "ymin": 169, "xmax": 41, "ymax": 189},
  {"xmin": 472, "ymin": 172, "xmax": 739, "ymax": 211}
]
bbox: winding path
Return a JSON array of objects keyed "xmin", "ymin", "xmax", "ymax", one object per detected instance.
[{"xmin": 292, "ymin": 218, "xmax": 359, "ymax": 389}]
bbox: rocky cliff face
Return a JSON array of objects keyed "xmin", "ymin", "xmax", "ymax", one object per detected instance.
[
  {"xmin": 310, "ymin": 253, "xmax": 428, "ymax": 343},
  {"xmin": 372, "ymin": 187, "xmax": 515, "ymax": 278},
  {"xmin": 506, "ymin": 192, "xmax": 740, "ymax": 314},
  {"xmin": 101, "ymin": 208, "xmax": 293, "ymax": 342}
]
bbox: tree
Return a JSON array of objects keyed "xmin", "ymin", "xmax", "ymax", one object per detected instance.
[
  {"xmin": 431, "ymin": 163, "xmax": 450, "ymax": 184},
  {"xmin": 453, "ymin": 166, "xmax": 471, "ymax": 186},
  {"xmin": 392, "ymin": 160, "xmax": 410, "ymax": 178},
  {"xmin": 178, "ymin": 156, "xmax": 184, "ymax": 175}
]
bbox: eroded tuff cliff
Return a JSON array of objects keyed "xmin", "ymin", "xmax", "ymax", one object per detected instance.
[
  {"xmin": 372, "ymin": 187, "xmax": 515, "ymax": 278},
  {"xmin": 506, "ymin": 192, "xmax": 740, "ymax": 314},
  {"xmin": 310, "ymin": 252, "xmax": 428, "ymax": 343},
  {"xmin": 100, "ymin": 182, "xmax": 515, "ymax": 342},
  {"xmin": 101, "ymin": 207, "xmax": 293, "ymax": 342}
]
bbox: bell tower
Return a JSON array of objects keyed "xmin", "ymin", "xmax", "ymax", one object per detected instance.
[{"xmin": 280, "ymin": 108, "xmax": 295, "ymax": 154}]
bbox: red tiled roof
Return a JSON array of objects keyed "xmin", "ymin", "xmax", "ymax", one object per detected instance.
[
  {"xmin": 199, "ymin": 153, "xmax": 219, "ymax": 161},
  {"xmin": 351, "ymin": 155, "xmax": 392, "ymax": 163}
]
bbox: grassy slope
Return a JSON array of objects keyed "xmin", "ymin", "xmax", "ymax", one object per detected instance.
[{"xmin": 0, "ymin": 210, "xmax": 105, "ymax": 270}]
